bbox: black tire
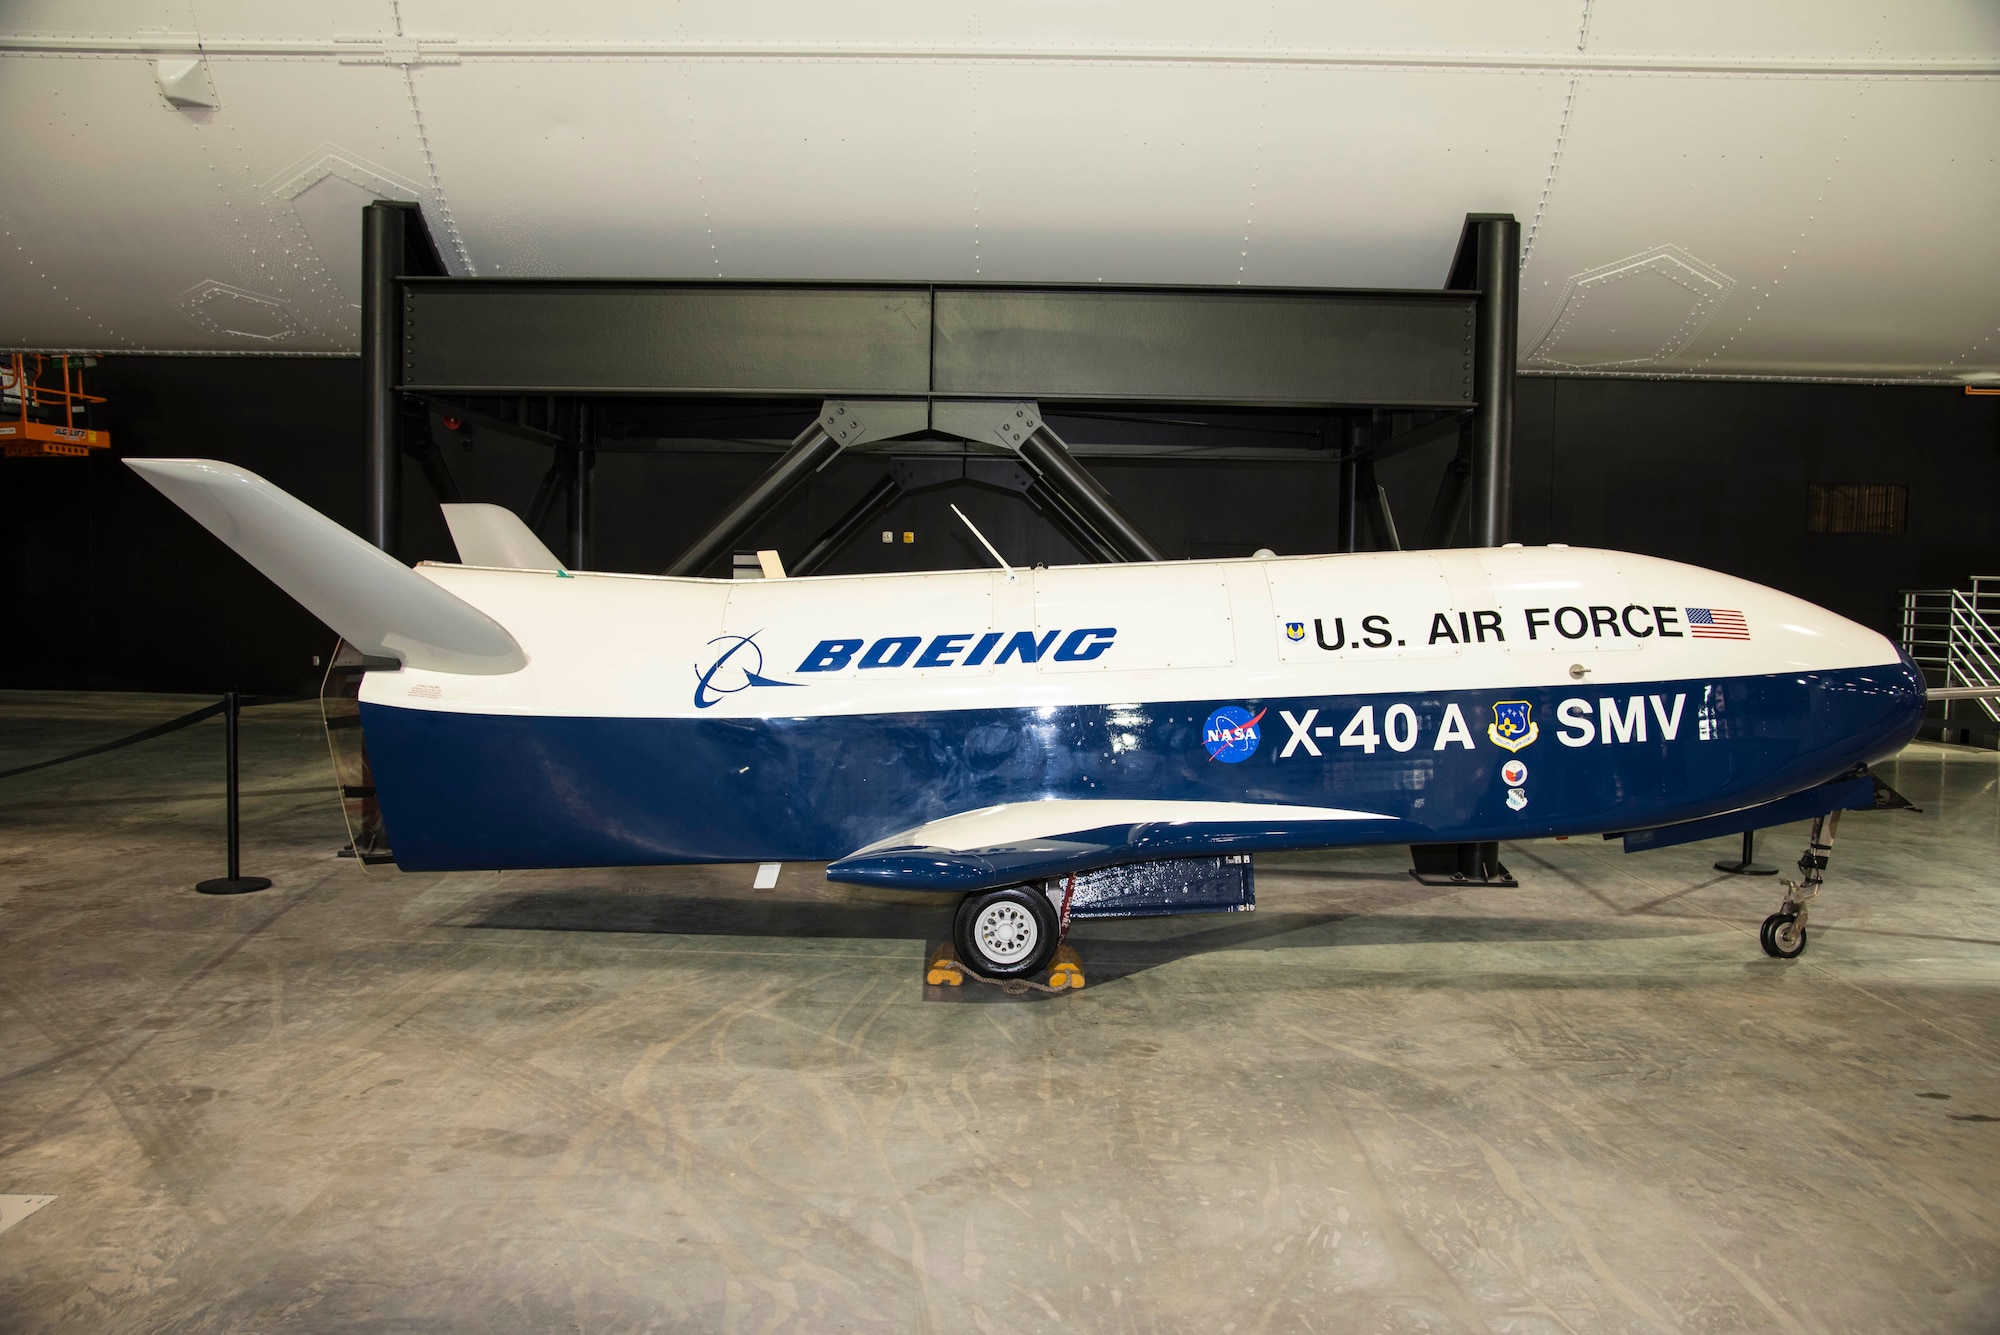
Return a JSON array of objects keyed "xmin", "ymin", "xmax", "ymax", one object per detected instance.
[
  {"xmin": 1761, "ymin": 912, "xmax": 1807, "ymax": 959},
  {"xmin": 953, "ymin": 887, "xmax": 1059, "ymax": 979}
]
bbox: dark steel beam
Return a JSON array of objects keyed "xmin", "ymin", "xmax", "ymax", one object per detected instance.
[
  {"xmin": 399, "ymin": 280, "xmax": 1477, "ymax": 410},
  {"xmin": 793, "ymin": 476, "xmax": 903, "ymax": 577},
  {"xmin": 1017, "ymin": 425, "xmax": 1163, "ymax": 562},
  {"xmin": 932, "ymin": 288, "xmax": 1477, "ymax": 409},
  {"xmin": 524, "ymin": 460, "xmax": 568, "ymax": 539},
  {"xmin": 1021, "ymin": 476, "xmax": 1123, "ymax": 564},
  {"xmin": 664, "ymin": 423, "xmax": 841, "ymax": 577},
  {"xmin": 1447, "ymin": 214, "xmax": 1520, "ymax": 547},
  {"xmin": 1358, "ymin": 457, "xmax": 1400, "ymax": 552}
]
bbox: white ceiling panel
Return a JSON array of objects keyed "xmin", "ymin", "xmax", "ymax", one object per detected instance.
[
  {"xmin": 1, "ymin": 1, "xmax": 1996, "ymax": 378},
  {"xmin": 0, "ymin": 50, "xmax": 431, "ymax": 350},
  {"xmin": 403, "ymin": 0, "xmax": 1591, "ymax": 55},
  {"xmin": 1522, "ymin": 73, "xmax": 2000, "ymax": 379},
  {"xmin": 1587, "ymin": 0, "xmax": 2000, "ymax": 59}
]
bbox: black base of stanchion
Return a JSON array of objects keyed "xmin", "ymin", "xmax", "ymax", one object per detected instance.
[
  {"xmin": 1714, "ymin": 829, "xmax": 1777, "ymax": 876},
  {"xmin": 196, "ymin": 876, "xmax": 273, "ymax": 895}
]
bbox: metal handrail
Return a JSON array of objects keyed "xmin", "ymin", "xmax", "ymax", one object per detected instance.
[
  {"xmin": 1902, "ymin": 582, "xmax": 2000, "ymax": 725},
  {"xmin": 1950, "ymin": 588, "xmax": 2000, "ymax": 723}
]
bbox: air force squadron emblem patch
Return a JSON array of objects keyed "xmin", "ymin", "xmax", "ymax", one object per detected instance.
[
  {"xmin": 1488, "ymin": 701, "xmax": 1539, "ymax": 752},
  {"xmin": 1284, "ymin": 621, "xmax": 1306, "ymax": 642}
]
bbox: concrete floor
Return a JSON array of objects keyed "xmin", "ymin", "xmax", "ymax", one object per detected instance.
[{"xmin": 2, "ymin": 691, "xmax": 1998, "ymax": 1334}]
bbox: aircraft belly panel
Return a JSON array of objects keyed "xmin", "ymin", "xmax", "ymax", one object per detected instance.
[{"xmin": 359, "ymin": 663, "xmax": 1923, "ymax": 876}]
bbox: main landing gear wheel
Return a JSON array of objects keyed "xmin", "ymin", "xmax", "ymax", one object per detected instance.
[
  {"xmin": 953, "ymin": 887, "xmax": 1059, "ymax": 980},
  {"xmin": 1760, "ymin": 912, "xmax": 1807, "ymax": 959}
]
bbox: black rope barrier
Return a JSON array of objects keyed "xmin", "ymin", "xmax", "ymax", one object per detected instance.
[
  {"xmin": 0, "ymin": 693, "xmax": 313, "ymax": 783},
  {"xmin": 0, "ymin": 700, "xmax": 227, "ymax": 781},
  {"xmin": 0, "ymin": 691, "xmax": 318, "ymax": 896}
]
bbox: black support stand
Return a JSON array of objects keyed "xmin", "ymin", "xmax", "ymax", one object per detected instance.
[
  {"xmin": 1713, "ymin": 829, "xmax": 1777, "ymax": 876},
  {"xmin": 1409, "ymin": 841, "xmax": 1516, "ymax": 887},
  {"xmin": 196, "ymin": 693, "xmax": 272, "ymax": 895}
]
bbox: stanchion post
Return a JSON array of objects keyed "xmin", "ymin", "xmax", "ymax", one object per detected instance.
[
  {"xmin": 1713, "ymin": 828, "xmax": 1777, "ymax": 876},
  {"xmin": 197, "ymin": 692, "xmax": 273, "ymax": 895}
]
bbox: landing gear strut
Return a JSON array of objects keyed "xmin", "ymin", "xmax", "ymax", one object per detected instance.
[{"xmin": 1760, "ymin": 811, "xmax": 1840, "ymax": 959}]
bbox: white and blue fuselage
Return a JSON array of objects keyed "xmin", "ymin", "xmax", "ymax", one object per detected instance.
[{"xmin": 353, "ymin": 544, "xmax": 1923, "ymax": 887}]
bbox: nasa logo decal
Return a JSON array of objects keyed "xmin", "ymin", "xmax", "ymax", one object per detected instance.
[
  {"xmin": 1203, "ymin": 706, "xmax": 1266, "ymax": 764},
  {"xmin": 694, "ymin": 632, "xmax": 804, "ymax": 709},
  {"xmin": 1501, "ymin": 759, "xmax": 1527, "ymax": 786}
]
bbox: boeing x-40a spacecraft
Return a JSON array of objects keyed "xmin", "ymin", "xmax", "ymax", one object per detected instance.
[{"xmin": 131, "ymin": 458, "xmax": 1925, "ymax": 979}]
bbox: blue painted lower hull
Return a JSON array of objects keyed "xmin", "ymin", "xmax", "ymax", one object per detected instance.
[{"xmin": 360, "ymin": 661, "xmax": 1924, "ymax": 875}]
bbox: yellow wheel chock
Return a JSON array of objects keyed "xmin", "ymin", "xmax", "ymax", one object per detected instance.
[
  {"xmin": 926, "ymin": 941, "xmax": 965, "ymax": 986},
  {"xmin": 924, "ymin": 941, "xmax": 1086, "ymax": 992},
  {"xmin": 1046, "ymin": 945, "xmax": 1086, "ymax": 991}
]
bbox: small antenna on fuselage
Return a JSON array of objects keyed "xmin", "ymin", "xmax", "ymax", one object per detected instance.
[{"xmin": 950, "ymin": 504, "xmax": 1017, "ymax": 581}]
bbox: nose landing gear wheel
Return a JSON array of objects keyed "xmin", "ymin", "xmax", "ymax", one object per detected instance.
[
  {"xmin": 953, "ymin": 887, "xmax": 1059, "ymax": 980},
  {"xmin": 1760, "ymin": 911, "xmax": 1807, "ymax": 959}
]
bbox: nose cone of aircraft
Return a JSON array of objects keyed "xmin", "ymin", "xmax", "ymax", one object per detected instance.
[{"xmin": 1844, "ymin": 648, "xmax": 1928, "ymax": 768}]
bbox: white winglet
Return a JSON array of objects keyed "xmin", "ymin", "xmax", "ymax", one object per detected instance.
[
  {"xmin": 129, "ymin": 459, "xmax": 527, "ymax": 675},
  {"xmin": 850, "ymin": 799, "xmax": 1388, "ymax": 856},
  {"xmin": 441, "ymin": 502, "xmax": 565, "ymax": 571}
]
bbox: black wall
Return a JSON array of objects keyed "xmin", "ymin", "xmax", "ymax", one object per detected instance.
[{"xmin": 2, "ymin": 356, "xmax": 1993, "ymax": 695}]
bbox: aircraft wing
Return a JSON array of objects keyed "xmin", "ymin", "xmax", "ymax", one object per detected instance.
[{"xmin": 826, "ymin": 799, "xmax": 1397, "ymax": 892}]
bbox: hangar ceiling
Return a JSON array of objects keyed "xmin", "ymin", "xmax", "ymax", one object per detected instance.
[{"xmin": 2, "ymin": 1, "xmax": 1997, "ymax": 382}]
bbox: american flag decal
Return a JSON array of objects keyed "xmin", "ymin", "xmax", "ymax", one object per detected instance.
[{"xmin": 1686, "ymin": 607, "xmax": 1750, "ymax": 640}]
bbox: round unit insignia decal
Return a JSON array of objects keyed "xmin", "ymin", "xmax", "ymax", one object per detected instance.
[
  {"xmin": 1202, "ymin": 706, "xmax": 1266, "ymax": 764},
  {"xmin": 1501, "ymin": 759, "xmax": 1528, "ymax": 786}
]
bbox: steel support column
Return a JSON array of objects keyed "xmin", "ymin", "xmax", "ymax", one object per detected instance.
[
  {"xmin": 1461, "ymin": 216, "xmax": 1519, "ymax": 547},
  {"xmin": 360, "ymin": 206, "xmax": 403, "ymax": 555},
  {"xmin": 1337, "ymin": 417, "xmax": 1370, "ymax": 554},
  {"xmin": 360, "ymin": 201, "xmax": 445, "ymax": 557}
]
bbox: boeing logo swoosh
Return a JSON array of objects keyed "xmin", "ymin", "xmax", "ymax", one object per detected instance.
[{"xmin": 694, "ymin": 632, "xmax": 803, "ymax": 709}]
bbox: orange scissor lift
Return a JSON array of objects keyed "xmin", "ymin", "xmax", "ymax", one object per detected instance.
[{"xmin": 1, "ymin": 353, "xmax": 110, "ymax": 457}]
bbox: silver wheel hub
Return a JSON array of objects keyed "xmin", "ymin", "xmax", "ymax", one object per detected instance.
[{"xmin": 973, "ymin": 901, "xmax": 1039, "ymax": 966}]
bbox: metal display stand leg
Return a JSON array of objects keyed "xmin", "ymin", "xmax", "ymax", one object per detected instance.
[
  {"xmin": 1713, "ymin": 829, "xmax": 1777, "ymax": 876},
  {"xmin": 197, "ymin": 692, "xmax": 273, "ymax": 895}
]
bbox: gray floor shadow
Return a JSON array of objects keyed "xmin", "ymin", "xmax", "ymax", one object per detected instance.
[{"xmin": 461, "ymin": 889, "xmax": 1707, "ymax": 989}]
